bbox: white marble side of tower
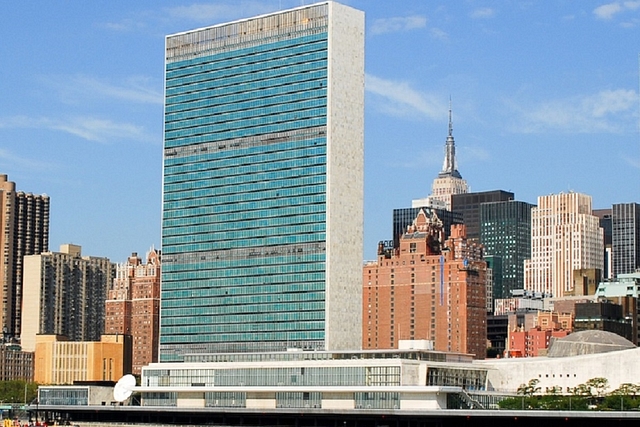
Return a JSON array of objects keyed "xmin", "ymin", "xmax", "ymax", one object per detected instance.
[{"xmin": 324, "ymin": 1, "xmax": 364, "ymax": 351}]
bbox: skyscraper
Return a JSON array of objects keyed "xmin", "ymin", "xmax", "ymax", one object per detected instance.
[
  {"xmin": 612, "ymin": 203, "xmax": 640, "ymax": 277},
  {"xmin": 451, "ymin": 190, "xmax": 514, "ymax": 241},
  {"xmin": 21, "ymin": 244, "xmax": 115, "ymax": 352},
  {"xmin": 480, "ymin": 200, "xmax": 534, "ymax": 299},
  {"xmin": 524, "ymin": 192, "xmax": 603, "ymax": 298},
  {"xmin": 0, "ymin": 174, "xmax": 50, "ymax": 340},
  {"xmin": 161, "ymin": 2, "xmax": 364, "ymax": 361}
]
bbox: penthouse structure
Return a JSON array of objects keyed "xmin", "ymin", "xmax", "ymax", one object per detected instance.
[{"xmin": 161, "ymin": 1, "xmax": 364, "ymax": 361}]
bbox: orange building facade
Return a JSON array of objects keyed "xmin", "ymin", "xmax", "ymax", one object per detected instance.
[
  {"xmin": 105, "ymin": 248, "xmax": 160, "ymax": 375},
  {"xmin": 363, "ymin": 210, "xmax": 487, "ymax": 358},
  {"xmin": 34, "ymin": 334, "xmax": 131, "ymax": 384},
  {"xmin": 507, "ymin": 311, "xmax": 572, "ymax": 357}
]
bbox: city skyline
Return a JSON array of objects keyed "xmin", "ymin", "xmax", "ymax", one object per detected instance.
[{"xmin": 1, "ymin": 1, "xmax": 639, "ymax": 263}]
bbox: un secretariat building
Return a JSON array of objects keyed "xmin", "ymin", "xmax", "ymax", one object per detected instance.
[{"xmin": 160, "ymin": 2, "xmax": 364, "ymax": 362}]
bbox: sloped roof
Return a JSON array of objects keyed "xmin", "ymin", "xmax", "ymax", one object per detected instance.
[{"xmin": 547, "ymin": 330, "xmax": 635, "ymax": 358}]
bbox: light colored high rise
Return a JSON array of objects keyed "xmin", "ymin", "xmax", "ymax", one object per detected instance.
[
  {"xmin": 524, "ymin": 192, "xmax": 603, "ymax": 297},
  {"xmin": 160, "ymin": 1, "xmax": 364, "ymax": 361},
  {"xmin": 21, "ymin": 244, "xmax": 115, "ymax": 352},
  {"xmin": 0, "ymin": 174, "xmax": 50, "ymax": 340}
]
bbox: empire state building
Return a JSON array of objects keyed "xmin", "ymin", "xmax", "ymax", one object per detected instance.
[{"xmin": 428, "ymin": 104, "xmax": 469, "ymax": 210}]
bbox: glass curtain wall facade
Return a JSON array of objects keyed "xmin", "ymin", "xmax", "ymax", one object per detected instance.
[
  {"xmin": 480, "ymin": 201, "xmax": 534, "ymax": 300},
  {"xmin": 612, "ymin": 203, "xmax": 640, "ymax": 277},
  {"xmin": 161, "ymin": 2, "xmax": 364, "ymax": 361}
]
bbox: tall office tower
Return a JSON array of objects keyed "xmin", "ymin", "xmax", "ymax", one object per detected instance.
[
  {"xmin": 612, "ymin": 203, "xmax": 640, "ymax": 277},
  {"xmin": 161, "ymin": 2, "xmax": 364, "ymax": 361},
  {"xmin": 105, "ymin": 248, "xmax": 161, "ymax": 375},
  {"xmin": 480, "ymin": 200, "xmax": 534, "ymax": 300},
  {"xmin": 593, "ymin": 208, "xmax": 613, "ymax": 279},
  {"xmin": 524, "ymin": 192, "xmax": 604, "ymax": 298},
  {"xmin": 391, "ymin": 207, "xmax": 463, "ymax": 249},
  {"xmin": 20, "ymin": 244, "xmax": 115, "ymax": 352},
  {"xmin": 0, "ymin": 174, "xmax": 50, "ymax": 341},
  {"xmin": 451, "ymin": 190, "xmax": 514, "ymax": 241},
  {"xmin": 364, "ymin": 211, "xmax": 486, "ymax": 358},
  {"xmin": 426, "ymin": 104, "xmax": 469, "ymax": 210}
]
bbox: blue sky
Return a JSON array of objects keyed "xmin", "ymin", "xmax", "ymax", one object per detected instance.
[{"xmin": 1, "ymin": 1, "xmax": 639, "ymax": 263}]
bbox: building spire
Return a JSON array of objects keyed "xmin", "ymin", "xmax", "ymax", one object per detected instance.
[
  {"xmin": 440, "ymin": 98, "xmax": 461, "ymax": 179},
  {"xmin": 448, "ymin": 97, "xmax": 453, "ymax": 137}
]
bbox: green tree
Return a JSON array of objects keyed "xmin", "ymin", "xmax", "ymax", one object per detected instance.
[
  {"xmin": 0, "ymin": 381, "xmax": 38, "ymax": 404},
  {"xmin": 517, "ymin": 378, "xmax": 541, "ymax": 397},
  {"xmin": 586, "ymin": 377, "xmax": 609, "ymax": 398}
]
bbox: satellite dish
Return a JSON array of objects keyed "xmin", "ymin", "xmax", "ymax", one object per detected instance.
[{"xmin": 113, "ymin": 374, "xmax": 136, "ymax": 402}]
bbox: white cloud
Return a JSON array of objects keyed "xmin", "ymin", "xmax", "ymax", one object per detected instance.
[
  {"xmin": 593, "ymin": 2, "xmax": 622, "ymax": 19},
  {"xmin": 370, "ymin": 15, "xmax": 427, "ymax": 35},
  {"xmin": 365, "ymin": 74, "xmax": 443, "ymax": 120},
  {"xmin": 514, "ymin": 89, "xmax": 638, "ymax": 133},
  {"xmin": 46, "ymin": 75, "xmax": 163, "ymax": 105},
  {"xmin": 471, "ymin": 7, "xmax": 495, "ymax": 19},
  {"xmin": 0, "ymin": 115, "xmax": 155, "ymax": 143},
  {"xmin": 430, "ymin": 27, "xmax": 449, "ymax": 41},
  {"xmin": 593, "ymin": 1, "xmax": 639, "ymax": 19}
]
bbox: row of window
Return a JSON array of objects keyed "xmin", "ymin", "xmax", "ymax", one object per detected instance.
[
  {"xmin": 167, "ymin": 32, "xmax": 327, "ymax": 76},
  {"xmin": 165, "ymin": 116, "xmax": 326, "ymax": 148},
  {"xmin": 163, "ymin": 223, "xmax": 324, "ymax": 248},
  {"xmin": 162, "ymin": 232, "xmax": 325, "ymax": 255},
  {"xmin": 160, "ymin": 329, "xmax": 324, "ymax": 344},
  {"xmin": 164, "ymin": 166, "xmax": 326, "ymax": 195},
  {"xmin": 163, "ymin": 213, "xmax": 325, "ymax": 239},
  {"xmin": 165, "ymin": 106, "xmax": 327, "ymax": 141},
  {"xmin": 163, "ymin": 202, "xmax": 325, "ymax": 230},
  {"xmin": 162, "ymin": 268, "xmax": 324, "ymax": 284},
  {"xmin": 166, "ymin": 97, "xmax": 326, "ymax": 134},
  {"xmin": 161, "ymin": 264, "xmax": 324, "ymax": 287},
  {"xmin": 144, "ymin": 366, "xmax": 398, "ymax": 388},
  {"xmin": 162, "ymin": 269, "xmax": 324, "ymax": 290},
  {"xmin": 164, "ymin": 146, "xmax": 326, "ymax": 187},
  {"xmin": 166, "ymin": 82, "xmax": 325, "ymax": 119},
  {"xmin": 166, "ymin": 60, "xmax": 326, "ymax": 106},
  {"xmin": 163, "ymin": 193, "xmax": 326, "ymax": 218},
  {"xmin": 161, "ymin": 309, "xmax": 325, "ymax": 327},
  {"xmin": 166, "ymin": 69, "xmax": 326, "ymax": 114},
  {"xmin": 166, "ymin": 50, "xmax": 327, "ymax": 96}
]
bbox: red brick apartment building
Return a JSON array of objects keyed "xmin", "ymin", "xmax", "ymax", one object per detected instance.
[
  {"xmin": 363, "ymin": 210, "xmax": 487, "ymax": 359},
  {"xmin": 105, "ymin": 248, "xmax": 160, "ymax": 375}
]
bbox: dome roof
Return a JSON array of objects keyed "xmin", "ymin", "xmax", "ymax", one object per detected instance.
[{"xmin": 547, "ymin": 330, "xmax": 635, "ymax": 358}]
